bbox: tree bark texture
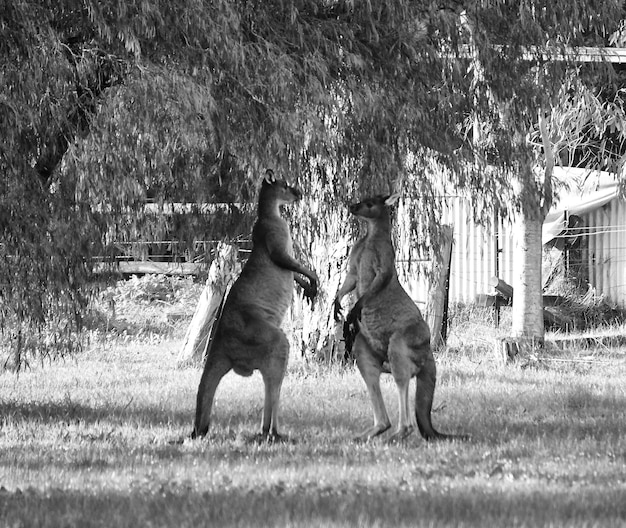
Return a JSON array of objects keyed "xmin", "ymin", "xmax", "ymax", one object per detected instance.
[{"xmin": 511, "ymin": 213, "xmax": 544, "ymax": 345}]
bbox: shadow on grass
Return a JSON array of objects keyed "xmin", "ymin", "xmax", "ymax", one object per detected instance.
[
  {"xmin": 0, "ymin": 480, "xmax": 625, "ymax": 528},
  {"xmin": 0, "ymin": 398, "xmax": 293, "ymax": 442},
  {"xmin": 461, "ymin": 389, "xmax": 626, "ymax": 444},
  {"xmin": 0, "ymin": 399, "xmax": 190, "ymax": 427},
  {"xmin": 1, "ymin": 383, "xmax": 625, "ymax": 447}
]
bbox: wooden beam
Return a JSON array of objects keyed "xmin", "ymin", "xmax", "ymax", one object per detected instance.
[
  {"xmin": 95, "ymin": 261, "xmax": 204, "ymax": 276},
  {"xmin": 458, "ymin": 45, "xmax": 626, "ymax": 64},
  {"xmin": 489, "ymin": 276, "xmax": 514, "ymax": 300}
]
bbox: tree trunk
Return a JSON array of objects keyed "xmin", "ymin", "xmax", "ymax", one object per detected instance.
[
  {"xmin": 508, "ymin": 111, "xmax": 554, "ymax": 357},
  {"xmin": 176, "ymin": 243, "xmax": 240, "ymax": 367},
  {"xmin": 511, "ymin": 211, "xmax": 544, "ymax": 347},
  {"xmin": 298, "ymin": 238, "xmax": 351, "ymax": 363}
]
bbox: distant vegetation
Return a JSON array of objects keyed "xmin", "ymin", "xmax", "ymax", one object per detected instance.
[{"xmin": 78, "ymin": 275, "xmax": 626, "ymax": 361}]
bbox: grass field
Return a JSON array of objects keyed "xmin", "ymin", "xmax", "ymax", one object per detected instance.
[{"xmin": 1, "ymin": 326, "xmax": 625, "ymax": 527}]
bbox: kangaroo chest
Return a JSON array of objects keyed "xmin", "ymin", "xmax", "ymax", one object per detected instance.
[
  {"xmin": 233, "ymin": 217, "xmax": 294, "ymax": 323},
  {"xmin": 353, "ymin": 237, "xmax": 402, "ymax": 351},
  {"xmin": 355, "ymin": 239, "xmax": 394, "ymax": 296}
]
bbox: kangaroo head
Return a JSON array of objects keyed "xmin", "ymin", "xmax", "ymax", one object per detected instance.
[
  {"xmin": 349, "ymin": 193, "xmax": 400, "ymax": 219},
  {"xmin": 260, "ymin": 169, "xmax": 302, "ymax": 206}
]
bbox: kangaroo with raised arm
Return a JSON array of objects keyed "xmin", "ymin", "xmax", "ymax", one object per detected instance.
[
  {"xmin": 334, "ymin": 193, "xmax": 466, "ymax": 442},
  {"xmin": 192, "ymin": 170, "xmax": 318, "ymax": 441}
]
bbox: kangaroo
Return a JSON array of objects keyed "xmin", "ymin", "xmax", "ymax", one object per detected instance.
[
  {"xmin": 334, "ymin": 193, "xmax": 465, "ymax": 442},
  {"xmin": 192, "ymin": 170, "xmax": 318, "ymax": 441}
]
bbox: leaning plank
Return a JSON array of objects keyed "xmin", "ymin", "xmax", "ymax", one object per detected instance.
[
  {"xmin": 176, "ymin": 243, "xmax": 240, "ymax": 367},
  {"xmin": 427, "ymin": 225, "xmax": 454, "ymax": 350}
]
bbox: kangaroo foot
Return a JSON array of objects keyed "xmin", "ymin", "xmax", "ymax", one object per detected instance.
[
  {"xmin": 353, "ymin": 423, "xmax": 391, "ymax": 443},
  {"xmin": 421, "ymin": 429, "xmax": 471, "ymax": 442},
  {"xmin": 387, "ymin": 425, "xmax": 415, "ymax": 443},
  {"xmin": 190, "ymin": 426, "xmax": 208, "ymax": 440},
  {"xmin": 266, "ymin": 431, "xmax": 288, "ymax": 444},
  {"xmin": 168, "ymin": 435, "xmax": 188, "ymax": 445}
]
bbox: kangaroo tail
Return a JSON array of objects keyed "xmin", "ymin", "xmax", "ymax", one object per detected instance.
[{"xmin": 415, "ymin": 357, "xmax": 468, "ymax": 441}]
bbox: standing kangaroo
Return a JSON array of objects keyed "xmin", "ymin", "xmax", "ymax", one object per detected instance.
[
  {"xmin": 334, "ymin": 193, "xmax": 465, "ymax": 442},
  {"xmin": 192, "ymin": 170, "xmax": 318, "ymax": 441}
]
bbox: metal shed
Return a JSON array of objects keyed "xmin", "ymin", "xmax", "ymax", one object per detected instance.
[{"xmin": 422, "ymin": 169, "xmax": 625, "ymax": 308}]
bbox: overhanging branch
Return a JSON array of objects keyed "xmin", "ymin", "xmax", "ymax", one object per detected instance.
[{"xmin": 34, "ymin": 48, "xmax": 126, "ymax": 189}]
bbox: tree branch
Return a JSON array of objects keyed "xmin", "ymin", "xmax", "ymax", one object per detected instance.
[{"xmin": 34, "ymin": 49, "xmax": 126, "ymax": 189}]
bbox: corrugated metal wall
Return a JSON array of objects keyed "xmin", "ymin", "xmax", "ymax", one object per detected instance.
[
  {"xmin": 439, "ymin": 197, "xmax": 515, "ymax": 304},
  {"xmin": 583, "ymin": 199, "xmax": 626, "ymax": 308},
  {"xmin": 405, "ymin": 196, "xmax": 625, "ymax": 308}
]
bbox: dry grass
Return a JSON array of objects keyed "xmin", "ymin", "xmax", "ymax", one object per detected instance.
[
  {"xmin": 1, "ymin": 330, "xmax": 625, "ymax": 527},
  {"xmin": 1, "ymin": 279, "xmax": 625, "ymax": 526}
]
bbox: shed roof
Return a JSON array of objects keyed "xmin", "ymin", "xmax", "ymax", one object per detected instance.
[{"xmin": 542, "ymin": 168, "xmax": 620, "ymax": 244}]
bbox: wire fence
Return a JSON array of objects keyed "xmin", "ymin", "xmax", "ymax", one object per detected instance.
[
  {"xmin": 99, "ymin": 195, "xmax": 626, "ymax": 309},
  {"xmin": 440, "ymin": 212, "xmax": 626, "ymax": 308}
]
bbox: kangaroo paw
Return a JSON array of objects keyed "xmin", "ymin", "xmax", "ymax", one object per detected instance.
[
  {"xmin": 387, "ymin": 425, "xmax": 415, "ymax": 443},
  {"xmin": 353, "ymin": 423, "xmax": 391, "ymax": 443}
]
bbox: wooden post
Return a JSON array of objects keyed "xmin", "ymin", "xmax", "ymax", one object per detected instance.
[
  {"xmin": 493, "ymin": 212, "xmax": 501, "ymax": 327},
  {"xmin": 496, "ymin": 337, "xmax": 521, "ymax": 364},
  {"xmin": 176, "ymin": 242, "xmax": 240, "ymax": 367},
  {"xmin": 427, "ymin": 225, "xmax": 453, "ymax": 350}
]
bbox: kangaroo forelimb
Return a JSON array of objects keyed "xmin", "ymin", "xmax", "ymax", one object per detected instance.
[
  {"xmin": 334, "ymin": 272, "xmax": 358, "ymax": 322},
  {"xmin": 346, "ymin": 298, "xmax": 363, "ymax": 324},
  {"xmin": 269, "ymin": 249, "xmax": 317, "ymax": 283},
  {"xmin": 333, "ymin": 298, "xmax": 344, "ymax": 322},
  {"xmin": 295, "ymin": 274, "xmax": 318, "ymax": 303}
]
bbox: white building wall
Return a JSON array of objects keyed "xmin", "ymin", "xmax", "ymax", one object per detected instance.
[
  {"xmin": 401, "ymin": 196, "xmax": 624, "ymax": 308},
  {"xmin": 585, "ymin": 199, "xmax": 626, "ymax": 308},
  {"xmin": 440, "ymin": 197, "xmax": 516, "ymax": 304}
]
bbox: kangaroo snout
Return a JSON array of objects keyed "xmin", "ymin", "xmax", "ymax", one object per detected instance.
[{"xmin": 291, "ymin": 186, "xmax": 303, "ymax": 200}]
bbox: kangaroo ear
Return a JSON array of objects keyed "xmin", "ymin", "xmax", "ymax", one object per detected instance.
[
  {"xmin": 264, "ymin": 169, "xmax": 276, "ymax": 184},
  {"xmin": 384, "ymin": 192, "xmax": 401, "ymax": 206}
]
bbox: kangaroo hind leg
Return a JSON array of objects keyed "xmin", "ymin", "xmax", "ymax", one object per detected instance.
[
  {"xmin": 193, "ymin": 353, "xmax": 232, "ymax": 439},
  {"xmin": 414, "ymin": 354, "xmax": 452, "ymax": 441},
  {"xmin": 387, "ymin": 331, "xmax": 417, "ymax": 442},
  {"xmin": 258, "ymin": 328, "xmax": 290, "ymax": 442},
  {"xmin": 354, "ymin": 333, "xmax": 391, "ymax": 442}
]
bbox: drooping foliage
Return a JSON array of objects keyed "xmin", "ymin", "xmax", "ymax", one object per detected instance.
[
  {"xmin": 1, "ymin": 0, "xmax": 624, "ymax": 364},
  {"xmin": 461, "ymin": 2, "xmax": 626, "ymax": 215}
]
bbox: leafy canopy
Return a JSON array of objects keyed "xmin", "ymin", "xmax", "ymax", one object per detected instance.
[{"xmin": 0, "ymin": 0, "xmax": 624, "ymax": 364}]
